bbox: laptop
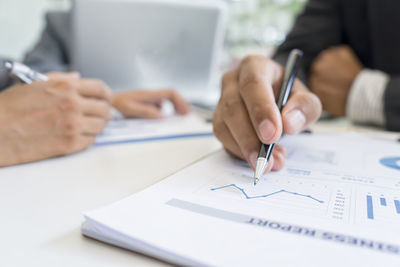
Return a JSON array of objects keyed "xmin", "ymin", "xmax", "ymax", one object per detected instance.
[{"xmin": 71, "ymin": 0, "xmax": 226, "ymax": 103}]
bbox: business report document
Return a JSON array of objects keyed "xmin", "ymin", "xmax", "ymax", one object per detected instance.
[{"xmin": 83, "ymin": 132, "xmax": 400, "ymax": 266}]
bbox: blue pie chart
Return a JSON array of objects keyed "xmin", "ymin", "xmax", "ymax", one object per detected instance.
[{"xmin": 380, "ymin": 157, "xmax": 400, "ymax": 171}]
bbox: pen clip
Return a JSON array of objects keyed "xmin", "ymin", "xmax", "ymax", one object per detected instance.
[{"xmin": 276, "ymin": 49, "xmax": 303, "ymax": 110}]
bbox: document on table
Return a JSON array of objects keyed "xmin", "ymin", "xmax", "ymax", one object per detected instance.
[
  {"xmin": 83, "ymin": 132, "xmax": 400, "ymax": 266},
  {"xmin": 95, "ymin": 113, "xmax": 212, "ymax": 146}
]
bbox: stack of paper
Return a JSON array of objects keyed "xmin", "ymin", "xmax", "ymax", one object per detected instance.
[{"xmin": 83, "ymin": 133, "xmax": 400, "ymax": 266}]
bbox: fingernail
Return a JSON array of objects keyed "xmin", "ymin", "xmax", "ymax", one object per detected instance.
[
  {"xmin": 258, "ymin": 120, "xmax": 275, "ymax": 142},
  {"xmin": 285, "ymin": 109, "xmax": 306, "ymax": 133},
  {"xmin": 249, "ymin": 151, "xmax": 258, "ymax": 170}
]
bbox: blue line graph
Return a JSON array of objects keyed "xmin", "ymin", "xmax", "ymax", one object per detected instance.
[{"xmin": 210, "ymin": 184, "xmax": 324, "ymax": 203}]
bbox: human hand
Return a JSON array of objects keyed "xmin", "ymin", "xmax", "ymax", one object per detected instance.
[
  {"xmin": 309, "ymin": 45, "xmax": 363, "ymax": 116},
  {"xmin": 0, "ymin": 73, "xmax": 112, "ymax": 166},
  {"xmin": 112, "ymin": 90, "xmax": 190, "ymax": 118},
  {"xmin": 213, "ymin": 56, "xmax": 322, "ymax": 173}
]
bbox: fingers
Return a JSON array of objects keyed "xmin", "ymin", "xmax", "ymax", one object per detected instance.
[
  {"xmin": 219, "ymin": 70, "xmax": 263, "ymax": 168},
  {"xmin": 44, "ymin": 75, "xmax": 112, "ymax": 103},
  {"xmin": 57, "ymin": 116, "xmax": 102, "ymax": 155},
  {"xmin": 77, "ymin": 80, "xmax": 113, "ymax": 121},
  {"xmin": 261, "ymin": 145, "xmax": 285, "ymax": 174},
  {"xmin": 112, "ymin": 90, "xmax": 189, "ymax": 118},
  {"xmin": 215, "ymin": 69, "xmax": 286, "ymax": 174},
  {"xmin": 122, "ymin": 101, "xmax": 163, "ymax": 119},
  {"xmin": 271, "ymin": 145, "xmax": 286, "ymax": 172},
  {"xmin": 77, "ymin": 79, "xmax": 113, "ymax": 103},
  {"xmin": 214, "ymin": 55, "xmax": 318, "ymax": 175},
  {"xmin": 213, "ymin": 99, "xmax": 245, "ymax": 160},
  {"xmin": 274, "ymin": 144, "xmax": 287, "ymax": 157},
  {"xmin": 237, "ymin": 56, "xmax": 283, "ymax": 144},
  {"xmin": 152, "ymin": 90, "xmax": 190, "ymax": 115},
  {"xmin": 281, "ymin": 80, "xmax": 322, "ymax": 135},
  {"xmin": 80, "ymin": 117, "xmax": 108, "ymax": 136},
  {"xmin": 80, "ymin": 98, "xmax": 112, "ymax": 120},
  {"xmin": 215, "ymin": 62, "xmax": 286, "ymax": 172},
  {"xmin": 214, "ymin": 108, "xmax": 286, "ymax": 174},
  {"xmin": 62, "ymin": 135, "xmax": 96, "ymax": 155},
  {"xmin": 46, "ymin": 72, "xmax": 81, "ymax": 80},
  {"xmin": 75, "ymin": 136, "xmax": 96, "ymax": 151},
  {"xmin": 263, "ymin": 154, "xmax": 275, "ymax": 173}
]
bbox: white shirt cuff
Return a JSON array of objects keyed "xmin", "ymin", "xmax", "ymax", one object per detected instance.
[{"xmin": 346, "ymin": 69, "xmax": 389, "ymax": 126}]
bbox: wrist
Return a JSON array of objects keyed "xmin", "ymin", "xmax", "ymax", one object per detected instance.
[{"xmin": 350, "ymin": 65, "xmax": 363, "ymax": 84}]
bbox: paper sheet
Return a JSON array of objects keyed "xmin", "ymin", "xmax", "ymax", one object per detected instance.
[
  {"xmin": 95, "ymin": 113, "xmax": 212, "ymax": 146},
  {"xmin": 84, "ymin": 132, "xmax": 400, "ymax": 266}
]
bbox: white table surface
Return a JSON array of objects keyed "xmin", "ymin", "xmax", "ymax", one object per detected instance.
[
  {"xmin": 0, "ymin": 134, "xmax": 221, "ymax": 267},
  {"xmin": 0, "ymin": 118, "xmax": 398, "ymax": 267}
]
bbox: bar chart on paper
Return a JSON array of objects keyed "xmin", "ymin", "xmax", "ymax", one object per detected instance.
[{"xmin": 363, "ymin": 193, "xmax": 400, "ymax": 222}]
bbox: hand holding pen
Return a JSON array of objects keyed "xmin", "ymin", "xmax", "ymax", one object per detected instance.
[
  {"xmin": 213, "ymin": 51, "xmax": 322, "ymax": 180},
  {"xmin": 0, "ymin": 61, "xmax": 112, "ymax": 166},
  {"xmin": 253, "ymin": 49, "xmax": 303, "ymax": 185}
]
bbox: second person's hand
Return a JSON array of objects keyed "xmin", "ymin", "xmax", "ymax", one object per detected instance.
[
  {"xmin": 213, "ymin": 56, "xmax": 322, "ymax": 173},
  {"xmin": 112, "ymin": 89, "xmax": 190, "ymax": 118},
  {"xmin": 309, "ymin": 45, "xmax": 363, "ymax": 117}
]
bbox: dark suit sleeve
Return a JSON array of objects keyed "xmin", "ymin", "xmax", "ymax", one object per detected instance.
[
  {"xmin": 273, "ymin": 0, "xmax": 342, "ymax": 85},
  {"xmin": 384, "ymin": 78, "xmax": 400, "ymax": 131},
  {"xmin": 23, "ymin": 12, "xmax": 70, "ymax": 73}
]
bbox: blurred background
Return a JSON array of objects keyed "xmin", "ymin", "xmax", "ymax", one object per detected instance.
[{"xmin": 0, "ymin": 0, "xmax": 305, "ymax": 62}]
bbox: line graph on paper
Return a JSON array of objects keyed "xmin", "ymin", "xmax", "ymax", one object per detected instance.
[
  {"xmin": 210, "ymin": 184, "xmax": 324, "ymax": 203},
  {"xmin": 194, "ymin": 166, "xmax": 352, "ymax": 223}
]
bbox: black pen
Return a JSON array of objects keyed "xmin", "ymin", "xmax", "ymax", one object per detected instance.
[{"xmin": 253, "ymin": 49, "xmax": 303, "ymax": 186}]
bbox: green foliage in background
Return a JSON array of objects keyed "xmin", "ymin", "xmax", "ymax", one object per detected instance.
[{"xmin": 226, "ymin": 0, "xmax": 306, "ymax": 49}]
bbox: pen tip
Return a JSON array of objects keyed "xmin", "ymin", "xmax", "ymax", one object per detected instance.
[{"xmin": 253, "ymin": 177, "xmax": 259, "ymax": 186}]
